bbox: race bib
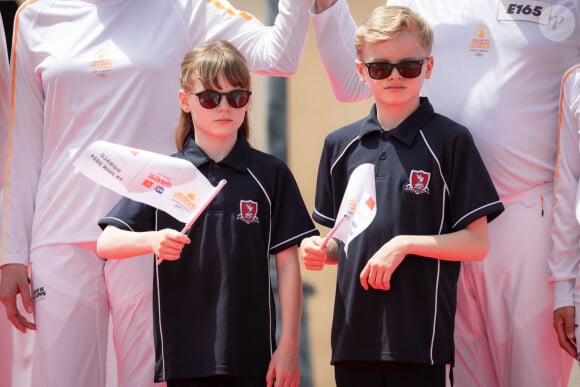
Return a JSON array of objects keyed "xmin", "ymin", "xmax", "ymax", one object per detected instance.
[{"xmin": 497, "ymin": 0, "xmax": 551, "ymax": 24}]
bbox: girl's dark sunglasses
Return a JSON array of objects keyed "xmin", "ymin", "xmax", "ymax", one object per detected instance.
[
  {"xmin": 185, "ymin": 89, "xmax": 252, "ymax": 109},
  {"xmin": 363, "ymin": 57, "xmax": 429, "ymax": 80}
]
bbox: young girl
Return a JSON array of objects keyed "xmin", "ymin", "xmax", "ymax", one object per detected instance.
[{"xmin": 97, "ymin": 40, "xmax": 318, "ymax": 387}]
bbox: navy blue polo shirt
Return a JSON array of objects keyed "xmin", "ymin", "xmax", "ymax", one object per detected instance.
[
  {"xmin": 313, "ymin": 97, "xmax": 504, "ymax": 366},
  {"xmin": 99, "ymin": 135, "xmax": 318, "ymax": 382}
]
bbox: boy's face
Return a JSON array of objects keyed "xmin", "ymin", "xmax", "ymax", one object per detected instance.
[{"xmin": 356, "ymin": 29, "xmax": 433, "ymax": 110}]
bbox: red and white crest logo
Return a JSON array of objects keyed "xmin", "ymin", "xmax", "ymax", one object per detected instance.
[
  {"xmin": 404, "ymin": 170, "xmax": 431, "ymax": 195},
  {"xmin": 236, "ymin": 200, "xmax": 259, "ymax": 224}
]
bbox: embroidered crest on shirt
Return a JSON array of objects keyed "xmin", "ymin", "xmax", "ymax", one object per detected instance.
[
  {"xmin": 237, "ymin": 200, "xmax": 259, "ymax": 224},
  {"xmin": 404, "ymin": 170, "xmax": 431, "ymax": 195},
  {"xmin": 91, "ymin": 49, "xmax": 113, "ymax": 78}
]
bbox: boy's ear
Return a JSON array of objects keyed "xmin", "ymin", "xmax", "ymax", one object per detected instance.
[
  {"xmin": 178, "ymin": 89, "xmax": 191, "ymax": 113},
  {"xmin": 424, "ymin": 56, "xmax": 434, "ymax": 79},
  {"xmin": 355, "ymin": 60, "xmax": 368, "ymax": 83}
]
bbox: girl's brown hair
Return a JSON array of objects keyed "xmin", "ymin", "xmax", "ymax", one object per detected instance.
[{"xmin": 175, "ymin": 40, "xmax": 251, "ymax": 151}]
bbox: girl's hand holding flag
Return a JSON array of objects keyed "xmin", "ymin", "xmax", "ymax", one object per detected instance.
[
  {"xmin": 150, "ymin": 229, "xmax": 191, "ymax": 262},
  {"xmin": 97, "ymin": 226, "xmax": 191, "ymax": 265},
  {"xmin": 73, "ymin": 140, "xmax": 225, "ymax": 264}
]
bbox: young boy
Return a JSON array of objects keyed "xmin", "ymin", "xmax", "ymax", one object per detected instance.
[{"xmin": 300, "ymin": 6, "xmax": 504, "ymax": 386}]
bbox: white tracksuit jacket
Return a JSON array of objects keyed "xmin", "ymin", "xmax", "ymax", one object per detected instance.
[
  {"xmin": 1, "ymin": 0, "xmax": 313, "ymax": 265},
  {"xmin": 550, "ymin": 64, "xmax": 580, "ymax": 317}
]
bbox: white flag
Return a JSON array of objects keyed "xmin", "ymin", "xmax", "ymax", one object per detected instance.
[
  {"xmin": 322, "ymin": 163, "xmax": 377, "ymax": 255},
  {"xmin": 73, "ymin": 140, "xmax": 226, "ymax": 233}
]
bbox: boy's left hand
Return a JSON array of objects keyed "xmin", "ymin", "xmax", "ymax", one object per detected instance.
[
  {"xmin": 359, "ymin": 236, "xmax": 406, "ymax": 291},
  {"xmin": 265, "ymin": 343, "xmax": 300, "ymax": 387}
]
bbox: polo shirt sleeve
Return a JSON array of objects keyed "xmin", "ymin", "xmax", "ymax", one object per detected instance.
[
  {"xmin": 98, "ymin": 196, "xmax": 157, "ymax": 232},
  {"xmin": 312, "ymin": 137, "xmax": 340, "ymax": 229},
  {"xmin": 445, "ymin": 128, "xmax": 504, "ymax": 231},
  {"xmin": 269, "ymin": 161, "xmax": 319, "ymax": 254}
]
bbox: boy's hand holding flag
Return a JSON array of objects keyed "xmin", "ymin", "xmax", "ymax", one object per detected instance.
[{"xmin": 322, "ymin": 163, "xmax": 377, "ymax": 256}]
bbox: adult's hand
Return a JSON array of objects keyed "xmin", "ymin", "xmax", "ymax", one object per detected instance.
[
  {"xmin": 553, "ymin": 306, "xmax": 576, "ymax": 358},
  {"xmin": 0, "ymin": 263, "xmax": 35, "ymax": 333},
  {"xmin": 313, "ymin": 0, "xmax": 337, "ymax": 14}
]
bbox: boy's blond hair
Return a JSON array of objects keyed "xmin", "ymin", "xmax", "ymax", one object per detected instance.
[{"xmin": 355, "ymin": 5, "xmax": 433, "ymax": 58}]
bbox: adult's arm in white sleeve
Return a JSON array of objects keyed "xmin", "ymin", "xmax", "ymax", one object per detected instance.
[
  {"xmin": 0, "ymin": 12, "xmax": 9, "ymax": 192},
  {"xmin": 549, "ymin": 66, "xmax": 580, "ymax": 310},
  {"xmin": 1, "ymin": 10, "xmax": 44, "ymax": 267},
  {"xmin": 180, "ymin": 0, "xmax": 311, "ymax": 76},
  {"xmin": 310, "ymin": 0, "xmax": 371, "ymax": 102}
]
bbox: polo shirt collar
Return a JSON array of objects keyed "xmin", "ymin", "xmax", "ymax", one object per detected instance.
[
  {"xmin": 182, "ymin": 134, "xmax": 250, "ymax": 172},
  {"xmin": 360, "ymin": 97, "xmax": 435, "ymax": 146},
  {"xmin": 220, "ymin": 135, "xmax": 251, "ymax": 172}
]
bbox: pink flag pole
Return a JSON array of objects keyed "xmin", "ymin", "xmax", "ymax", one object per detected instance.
[
  {"xmin": 181, "ymin": 179, "xmax": 227, "ymax": 234},
  {"xmin": 156, "ymin": 179, "xmax": 227, "ymax": 265},
  {"xmin": 320, "ymin": 213, "xmax": 349, "ymax": 248}
]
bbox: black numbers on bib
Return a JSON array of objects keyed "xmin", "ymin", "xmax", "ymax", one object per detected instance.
[{"xmin": 507, "ymin": 4, "xmax": 543, "ymax": 17}]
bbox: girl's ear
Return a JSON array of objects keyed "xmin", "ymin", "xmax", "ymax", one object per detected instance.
[
  {"xmin": 355, "ymin": 60, "xmax": 368, "ymax": 83},
  {"xmin": 178, "ymin": 89, "xmax": 191, "ymax": 113}
]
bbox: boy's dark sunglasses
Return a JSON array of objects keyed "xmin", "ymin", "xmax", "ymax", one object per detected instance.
[
  {"xmin": 363, "ymin": 57, "xmax": 429, "ymax": 80},
  {"xmin": 185, "ymin": 89, "xmax": 252, "ymax": 109}
]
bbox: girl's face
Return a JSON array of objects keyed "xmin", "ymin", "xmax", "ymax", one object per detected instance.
[{"xmin": 178, "ymin": 73, "xmax": 249, "ymax": 143}]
